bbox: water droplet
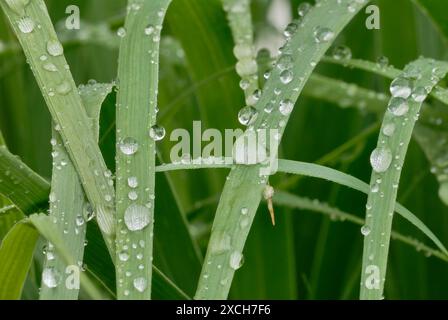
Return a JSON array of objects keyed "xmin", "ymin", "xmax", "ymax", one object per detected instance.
[
  {"xmin": 119, "ymin": 137, "xmax": 139, "ymax": 155},
  {"xmin": 388, "ymin": 97, "xmax": 409, "ymax": 116},
  {"xmin": 370, "ymin": 147, "xmax": 393, "ymax": 173},
  {"xmin": 279, "ymin": 99, "xmax": 294, "ymax": 116},
  {"xmin": 43, "ymin": 62, "xmax": 58, "ymax": 72},
  {"xmin": 382, "ymin": 123, "xmax": 395, "ymax": 137},
  {"xmin": 280, "ymin": 69, "xmax": 293, "ymax": 84},
  {"xmin": 42, "ymin": 267, "xmax": 61, "ymax": 288},
  {"xmin": 117, "ymin": 27, "xmax": 126, "ymax": 38},
  {"xmin": 128, "ymin": 176, "xmax": 138, "ymax": 188},
  {"xmin": 264, "ymin": 102, "xmax": 274, "ymax": 113},
  {"xmin": 119, "ymin": 251, "xmax": 129, "ymax": 261},
  {"xmin": 276, "ymin": 54, "xmax": 293, "ymax": 71},
  {"xmin": 144, "ymin": 24, "xmax": 155, "ymax": 35},
  {"xmin": 377, "ymin": 56, "xmax": 389, "ymax": 68},
  {"xmin": 284, "ymin": 22, "xmax": 298, "ymax": 38},
  {"xmin": 17, "ymin": 17, "xmax": 35, "ymax": 34},
  {"xmin": 229, "ymin": 251, "xmax": 244, "ymax": 270},
  {"xmin": 313, "ymin": 26, "xmax": 334, "ymax": 43},
  {"xmin": 56, "ymin": 81, "xmax": 72, "ymax": 95},
  {"xmin": 361, "ymin": 225, "xmax": 371, "ymax": 236},
  {"xmin": 76, "ymin": 214, "xmax": 85, "ymax": 227},
  {"xmin": 297, "ymin": 2, "xmax": 312, "ymax": 17},
  {"xmin": 241, "ymin": 207, "xmax": 248, "ymax": 215},
  {"xmin": 411, "ymin": 87, "xmax": 427, "ymax": 103},
  {"xmin": 332, "ymin": 45, "xmax": 352, "ymax": 60},
  {"xmin": 128, "ymin": 191, "xmax": 138, "ymax": 201},
  {"xmin": 233, "ymin": 43, "xmax": 253, "ymax": 59},
  {"xmin": 47, "ymin": 39, "xmax": 64, "ymax": 57},
  {"xmin": 390, "ymin": 78, "xmax": 412, "ymax": 99},
  {"xmin": 133, "ymin": 277, "xmax": 147, "ymax": 292},
  {"xmin": 124, "ymin": 204, "xmax": 151, "ymax": 231},
  {"xmin": 149, "ymin": 125, "xmax": 166, "ymax": 141},
  {"xmin": 238, "ymin": 106, "xmax": 258, "ymax": 126}
]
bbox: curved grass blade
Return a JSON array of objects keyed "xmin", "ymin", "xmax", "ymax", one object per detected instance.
[
  {"xmin": 360, "ymin": 58, "xmax": 448, "ymax": 300},
  {"xmin": 40, "ymin": 83, "xmax": 113, "ymax": 300},
  {"xmin": 115, "ymin": 0, "xmax": 172, "ymax": 300},
  {"xmin": 0, "ymin": 146, "xmax": 49, "ymax": 214},
  {"xmin": 195, "ymin": 0, "xmax": 370, "ymax": 299},
  {"xmin": 156, "ymin": 159, "xmax": 448, "ymax": 256},
  {"xmin": 0, "ymin": 222, "xmax": 39, "ymax": 299},
  {"xmin": 274, "ymin": 191, "xmax": 448, "ymax": 263},
  {"xmin": 0, "ymin": 0, "xmax": 116, "ymax": 249}
]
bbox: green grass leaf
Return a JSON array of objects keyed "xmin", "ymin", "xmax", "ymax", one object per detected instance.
[
  {"xmin": 115, "ymin": 0, "xmax": 172, "ymax": 299},
  {"xmin": 360, "ymin": 58, "xmax": 448, "ymax": 299},
  {"xmin": 0, "ymin": 221, "xmax": 39, "ymax": 300}
]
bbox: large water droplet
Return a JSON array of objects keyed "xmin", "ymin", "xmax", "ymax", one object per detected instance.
[
  {"xmin": 229, "ymin": 251, "xmax": 244, "ymax": 270},
  {"xmin": 279, "ymin": 99, "xmax": 294, "ymax": 116},
  {"xmin": 119, "ymin": 137, "xmax": 139, "ymax": 155},
  {"xmin": 133, "ymin": 277, "xmax": 147, "ymax": 292},
  {"xmin": 47, "ymin": 39, "xmax": 64, "ymax": 57},
  {"xmin": 127, "ymin": 176, "xmax": 138, "ymax": 188},
  {"xmin": 124, "ymin": 204, "xmax": 151, "ymax": 231},
  {"xmin": 276, "ymin": 54, "xmax": 293, "ymax": 71},
  {"xmin": 370, "ymin": 147, "xmax": 393, "ymax": 173},
  {"xmin": 238, "ymin": 106, "xmax": 258, "ymax": 126},
  {"xmin": 42, "ymin": 267, "xmax": 61, "ymax": 288},
  {"xmin": 390, "ymin": 78, "xmax": 412, "ymax": 99},
  {"xmin": 284, "ymin": 22, "xmax": 298, "ymax": 38},
  {"xmin": 387, "ymin": 97, "xmax": 409, "ymax": 116},
  {"xmin": 280, "ymin": 70, "xmax": 293, "ymax": 84},
  {"xmin": 411, "ymin": 87, "xmax": 427, "ymax": 103},
  {"xmin": 17, "ymin": 17, "xmax": 35, "ymax": 34},
  {"xmin": 313, "ymin": 26, "xmax": 334, "ymax": 43},
  {"xmin": 149, "ymin": 125, "xmax": 166, "ymax": 141}
]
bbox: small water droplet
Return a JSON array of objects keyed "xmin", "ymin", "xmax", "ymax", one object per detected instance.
[
  {"xmin": 280, "ymin": 70, "xmax": 293, "ymax": 84},
  {"xmin": 361, "ymin": 225, "xmax": 371, "ymax": 236},
  {"xmin": 332, "ymin": 45, "xmax": 352, "ymax": 60},
  {"xmin": 117, "ymin": 27, "xmax": 127, "ymax": 38},
  {"xmin": 149, "ymin": 125, "xmax": 166, "ymax": 141},
  {"xmin": 390, "ymin": 78, "xmax": 412, "ymax": 99},
  {"xmin": 238, "ymin": 106, "xmax": 258, "ymax": 126},
  {"xmin": 382, "ymin": 123, "xmax": 395, "ymax": 137},
  {"xmin": 47, "ymin": 39, "xmax": 64, "ymax": 57},
  {"xmin": 42, "ymin": 267, "xmax": 61, "ymax": 288},
  {"xmin": 127, "ymin": 176, "xmax": 138, "ymax": 188},
  {"xmin": 297, "ymin": 2, "xmax": 312, "ymax": 17}
]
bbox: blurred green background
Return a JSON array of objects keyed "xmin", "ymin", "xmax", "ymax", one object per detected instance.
[{"xmin": 1, "ymin": 0, "xmax": 448, "ymax": 299}]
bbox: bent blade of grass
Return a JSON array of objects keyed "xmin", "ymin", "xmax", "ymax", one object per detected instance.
[
  {"xmin": 0, "ymin": 221, "xmax": 39, "ymax": 299},
  {"xmin": 0, "ymin": 0, "xmax": 116, "ymax": 250},
  {"xmin": 360, "ymin": 58, "xmax": 448, "ymax": 300},
  {"xmin": 323, "ymin": 56, "xmax": 448, "ymax": 106},
  {"xmin": 273, "ymin": 191, "xmax": 448, "ymax": 263},
  {"xmin": 195, "ymin": 0, "xmax": 369, "ymax": 300},
  {"xmin": 40, "ymin": 83, "xmax": 113, "ymax": 300},
  {"xmin": 115, "ymin": 0, "xmax": 172, "ymax": 300},
  {"xmin": 0, "ymin": 146, "xmax": 49, "ymax": 214},
  {"xmin": 156, "ymin": 159, "xmax": 448, "ymax": 256},
  {"xmin": 221, "ymin": 0, "xmax": 259, "ymax": 105}
]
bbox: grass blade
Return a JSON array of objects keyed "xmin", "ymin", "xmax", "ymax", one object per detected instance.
[
  {"xmin": 0, "ymin": 0, "xmax": 116, "ymax": 249},
  {"xmin": 157, "ymin": 159, "xmax": 448, "ymax": 256},
  {"xmin": 195, "ymin": 0, "xmax": 369, "ymax": 299},
  {"xmin": 0, "ymin": 222, "xmax": 39, "ymax": 299},
  {"xmin": 115, "ymin": 0, "xmax": 172, "ymax": 299},
  {"xmin": 0, "ymin": 145, "xmax": 49, "ymax": 214},
  {"xmin": 40, "ymin": 83, "xmax": 113, "ymax": 300},
  {"xmin": 274, "ymin": 191, "xmax": 448, "ymax": 263},
  {"xmin": 360, "ymin": 58, "xmax": 448, "ymax": 299}
]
